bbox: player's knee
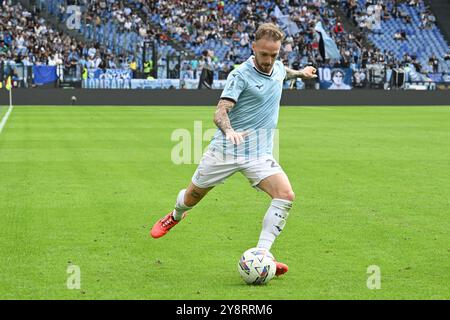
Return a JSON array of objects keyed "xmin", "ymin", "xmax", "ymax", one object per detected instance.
[
  {"xmin": 277, "ymin": 190, "xmax": 295, "ymax": 202},
  {"xmin": 286, "ymin": 190, "xmax": 296, "ymax": 202}
]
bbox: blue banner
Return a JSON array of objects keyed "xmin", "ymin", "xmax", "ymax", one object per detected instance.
[
  {"xmin": 318, "ymin": 67, "xmax": 352, "ymax": 90},
  {"xmin": 88, "ymin": 69, "xmax": 132, "ymax": 80},
  {"xmin": 32, "ymin": 66, "xmax": 57, "ymax": 85},
  {"xmin": 83, "ymin": 79, "xmax": 132, "ymax": 89},
  {"xmin": 82, "ymin": 79, "xmax": 229, "ymax": 89},
  {"xmin": 427, "ymin": 73, "xmax": 450, "ymax": 83}
]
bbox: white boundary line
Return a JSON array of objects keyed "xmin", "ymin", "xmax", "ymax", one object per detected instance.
[{"xmin": 0, "ymin": 105, "xmax": 13, "ymax": 135}]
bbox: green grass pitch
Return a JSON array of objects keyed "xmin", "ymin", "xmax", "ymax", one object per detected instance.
[{"xmin": 0, "ymin": 106, "xmax": 449, "ymax": 299}]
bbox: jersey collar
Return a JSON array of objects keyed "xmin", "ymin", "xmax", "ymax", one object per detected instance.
[{"xmin": 249, "ymin": 56, "xmax": 274, "ymax": 77}]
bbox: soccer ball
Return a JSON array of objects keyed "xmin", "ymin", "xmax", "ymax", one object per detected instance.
[{"xmin": 237, "ymin": 247, "xmax": 276, "ymax": 285}]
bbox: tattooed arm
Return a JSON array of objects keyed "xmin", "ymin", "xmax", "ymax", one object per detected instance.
[
  {"xmin": 214, "ymin": 98, "xmax": 234, "ymax": 132},
  {"xmin": 213, "ymin": 98, "xmax": 246, "ymax": 145},
  {"xmin": 285, "ymin": 66, "xmax": 318, "ymax": 80}
]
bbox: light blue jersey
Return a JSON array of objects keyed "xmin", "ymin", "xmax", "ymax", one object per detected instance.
[{"xmin": 209, "ymin": 55, "xmax": 286, "ymax": 159}]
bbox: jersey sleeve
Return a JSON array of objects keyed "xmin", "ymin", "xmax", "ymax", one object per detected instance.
[{"xmin": 220, "ymin": 71, "xmax": 247, "ymax": 103}]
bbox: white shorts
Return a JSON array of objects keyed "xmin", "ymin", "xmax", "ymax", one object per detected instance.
[{"xmin": 192, "ymin": 149, "xmax": 284, "ymax": 190}]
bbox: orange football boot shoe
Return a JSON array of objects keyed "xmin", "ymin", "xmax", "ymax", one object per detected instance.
[
  {"xmin": 274, "ymin": 261, "xmax": 289, "ymax": 276},
  {"xmin": 150, "ymin": 211, "xmax": 186, "ymax": 239}
]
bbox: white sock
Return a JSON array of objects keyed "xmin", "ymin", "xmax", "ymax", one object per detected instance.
[
  {"xmin": 172, "ymin": 189, "xmax": 193, "ymax": 221},
  {"xmin": 257, "ymin": 198, "xmax": 293, "ymax": 251}
]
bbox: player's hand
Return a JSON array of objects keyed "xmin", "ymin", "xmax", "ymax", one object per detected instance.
[
  {"xmin": 300, "ymin": 66, "xmax": 317, "ymax": 79},
  {"xmin": 225, "ymin": 129, "xmax": 248, "ymax": 145}
]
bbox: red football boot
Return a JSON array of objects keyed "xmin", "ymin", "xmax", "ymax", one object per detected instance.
[
  {"xmin": 274, "ymin": 261, "xmax": 289, "ymax": 276},
  {"xmin": 150, "ymin": 211, "xmax": 186, "ymax": 239}
]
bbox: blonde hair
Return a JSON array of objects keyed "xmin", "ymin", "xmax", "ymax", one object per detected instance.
[{"xmin": 255, "ymin": 23, "xmax": 285, "ymax": 42}]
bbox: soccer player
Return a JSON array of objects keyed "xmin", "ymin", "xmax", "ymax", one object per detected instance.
[{"xmin": 151, "ymin": 23, "xmax": 317, "ymax": 276}]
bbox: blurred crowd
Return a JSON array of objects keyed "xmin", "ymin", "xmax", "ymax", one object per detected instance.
[
  {"xmin": 148, "ymin": 0, "xmax": 364, "ymax": 71},
  {"xmin": 341, "ymin": 0, "xmax": 447, "ymax": 73},
  {"xmin": 169, "ymin": 0, "xmax": 365, "ymax": 80},
  {"xmin": 1, "ymin": 0, "xmax": 448, "ymax": 85},
  {"xmin": 0, "ymin": 1, "xmax": 138, "ymax": 71},
  {"xmin": 343, "ymin": 0, "xmax": 437, "ymax": 32}
]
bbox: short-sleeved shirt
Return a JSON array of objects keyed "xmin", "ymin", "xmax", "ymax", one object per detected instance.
[{"xmin": 208, "ymin": 55, "xmax": 286, "ymax": 158}]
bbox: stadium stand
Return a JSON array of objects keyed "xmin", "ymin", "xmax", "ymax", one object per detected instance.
[
  {"xmin": 0, "ymin": 0, "xmax": 448, "ymax": 89},
  {"xmin": 342, "ymin": 0, "xmax": 449, "ymax": 73}
]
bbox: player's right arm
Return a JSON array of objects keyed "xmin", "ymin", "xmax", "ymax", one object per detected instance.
[
  {"xmin": 214, "ymin": 99, "xmax": 246, "ymax": 145},
  {"xmin": 215, "ymin": 69, "xmax": 248, "ymax": 145}
]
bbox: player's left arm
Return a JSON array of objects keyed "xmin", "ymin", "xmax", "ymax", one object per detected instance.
[{"xmin": 285, "ymin": 66, "xmax": 317, "ymax": 80}]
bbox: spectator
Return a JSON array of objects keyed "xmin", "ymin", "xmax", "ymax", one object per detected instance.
[
  {"xmin": 333, "ymin": 22, "xmax": 344, "ymax": 34},
  {"xmin": 429, "ymin": 55, "xmax": 439, "ymax": 73},
  {"xmin": 353, "ymin": 69, "xmax": 366, "ymax": 88},
  {"xmin": 198, "ymin": 50, "xmax": 214, "ymax": 89},
  {"xmin": 444, "ymin": 52, "xmax": 450, "ymax": 61}
]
